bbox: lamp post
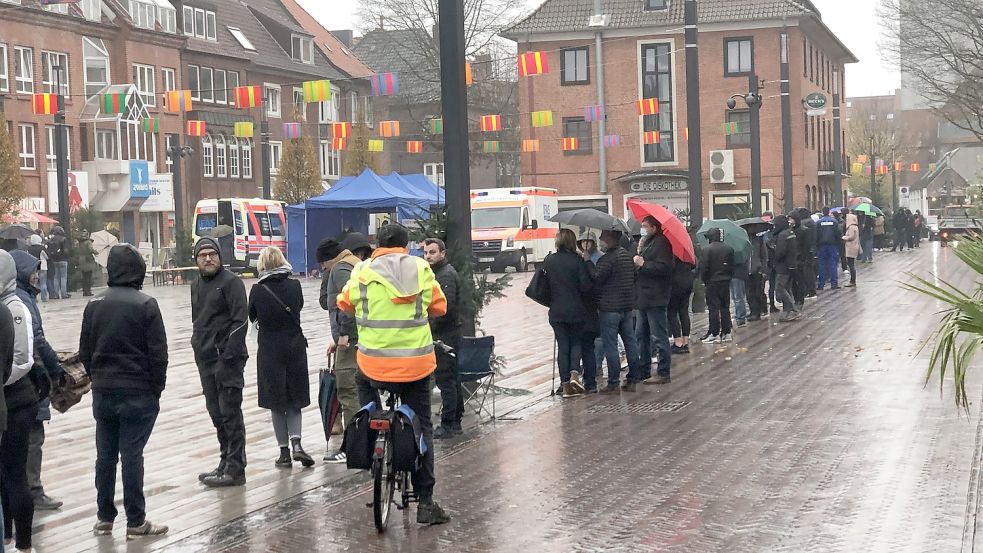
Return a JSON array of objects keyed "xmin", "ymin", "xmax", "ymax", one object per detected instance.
[
  {"xmin": 53, "ymin": 64, "xmax": 70, "ymax": 243},
  {"xmin": 727, "ymin": 75, "xmax": 764, "ymax": 216},
  {"xmin": 166, "ymin": 141, "xmax": 194, "ymax": 244}
]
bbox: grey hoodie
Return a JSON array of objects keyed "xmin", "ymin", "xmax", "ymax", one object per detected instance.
[{"xmin": 0, "ymin": 250, "xmax": 33, "ymax": 385}]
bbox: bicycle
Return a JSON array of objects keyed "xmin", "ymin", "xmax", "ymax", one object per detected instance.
[{"xmin": 367, "ymin": 341, "xmax": 454, "ymax": 532}]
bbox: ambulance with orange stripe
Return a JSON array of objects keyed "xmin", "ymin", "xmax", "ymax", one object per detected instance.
[
  {"xmin": 192, "ymin": 198, "xmax": 287, "ymax": 275},
  {"xmin": 470, "ymin": 187, "xmax": 559, "ymax": 272}
]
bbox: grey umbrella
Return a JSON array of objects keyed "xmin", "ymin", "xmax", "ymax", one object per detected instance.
[
  {"xmin": 0, "ymin": 224, "xmax": 34, "ymax": 241},
  {"xmin": 549, "ymin": 209, "xmax": 631, "ymax": 233}
]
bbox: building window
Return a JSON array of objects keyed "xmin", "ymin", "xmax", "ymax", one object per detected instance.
[
  {"xmin": 183, "ymin": 5, "xmax": 193, "ymax": 35},
  {"xmin": 227, "ymin": 71, "xmax": 239, "ymax": 92},
  {"xmin": 269, "ymin": 141, "xmax": 282, "ymax": 174},
  {"xmin": 724, "ymin": 38, "xmax": 752, "ymax": 76},
  {"xmin": 0, "ymin": 44, "xmax": 8, "ymax": 92},
  {"xmin": 560, "ymin": 47, "xmax": 589, "ymax": 85},
  {"xmin": 214, "ymin": 69, "xmax": 227, "ymax": 105},
  {"xmin": 640, "ymin": 42, "xmax": 675, "ymax": 163},
  {"xmin": 349, "ymin": 91, "xmax": 359, "ymax": 119},
  {"xmin": 188, "ymin": 64, "xmax": 200, "ymax": 100},
  {"xmin": 241, "ymin": 138, "xmax": 252, "ymax": 179},
  {"xmin": 292, "ymin": 88, "xmax": 305, "ymax": 119},
  {"xmin": 199, "ymin": 66, "xmax": 213, "ymax": 103},
  {"xmin": 14, "ymin": 47, "xmax": 33, "ymax": 94},
  {"xmin": 229, "ymin": 137, "xmax": 240, "ymax": 178},
  {"xmin": 41, "ymin": 51, "xmax": 69, "ymax": 96},
  {"xmin": 886, "ymin": 113, "xmax": 894, "ymax": 120},
  {"xmin": 319, "ymin": 140, "xmax": 340, "ymax": 179},
  {"xmin": 205, "ymin": 11, "xmax": 217, "ymax": 40},
  {"xmin": 424, "ymin": 163, "xmax": 445, "ymax": 187},
  {"xmin": 45, "ymin": 126, "xmax": 71, "ymax": 171},
  {"xmin": 44, "ymin": 0, "xmax": 68, "ymax": 15},
  {"xmin": 644, "ymin": 0, "xmax": 668, "ymax": 10},
  {"xmin": 725, "ymin": 110, "xmax": 751, "ymax": 149},
  {"xmin": 82, "ymin": 37, "xmax": 110, "ymax": 98},
  {"xmin": 265, "ymin": 84, "xmax": 281, "ymax": 118},
  {"xmin": 193, "ymin": 8, "xmax": 205, "ymax": 39},
  {"xmin": 291, "ymin": 35, "xmax": 313, "ymax": 64},
  {"xmin": 201, "ymin": 134, "xmax": 213, "ymax": 177},
  {"xmin": 129, "ymin": 0, "xmax": 156, "ymax": 29},
  {"xmin": 82, "ymin": 0, "xmax": 101, "ymax": 21},
  {"xmin": 228, "ymin": 27, "xmax": 255, "ymax": 50},
  {"xmin": 133, "ymin": 64, "xmax": 156, "ymax": 106},
  {"xmin": 164, "ymin": 134, "xmax": 173, "ymax": 167},
  {"xmin": 158, "ymin": 2, "xmax": 176, "ymax": 32},
  {"xmin": 214, "ymin": 135, "xmax": 226, "ymax": 178},
  {"xmin": 95, "ymin": 129, "xmax": 116, "ymax": 159},
  {"xmin": 318, "ymin": 87, "xmax": 340, "ymax": 123},
  {"xmin": 363, "ymin": 96, "xmax": 373, "ymax": 127},
  {"xmin": 161, "ymin": 67, "xmax": 176, "ymax": 92},
  {"xmin": 562, "ymin": 117, "xmax": 592, "ymax": 155},
  {"xmin": 18, "ymin": 124, "xmax": 35, "ymax": 170}
]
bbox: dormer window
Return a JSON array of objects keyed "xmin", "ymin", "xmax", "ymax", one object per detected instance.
[
  {"xmin": 129, "ymin": 0, "xmax": 156, "ymax": 29},
  {"xmin": 183, "ymin": 5, "xmax": 216, "ymax": 41},
  {"xmin": 291, "ymin": 35, "xmax": 313, "ymax": 64},
  {"xmin": 644, "ymin": 0, "xmax": 668, "ymax": 10},
  {"xmin": 154, "ymin": 0, "xmax": 176, "ymax": 33}
]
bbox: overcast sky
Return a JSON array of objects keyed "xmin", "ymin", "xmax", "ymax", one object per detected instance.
[{"xmin": 299, "ymin": 0, "xmax": 898, "ymax": 98}]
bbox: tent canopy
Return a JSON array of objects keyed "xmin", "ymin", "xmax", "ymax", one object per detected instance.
[
  {"xmin": 402, "ymin": 173, "xmax": 445, "ymax": 204},
  {"xmin": 305, "ymin": 169, "xmax": 429, "ymax": 219}
]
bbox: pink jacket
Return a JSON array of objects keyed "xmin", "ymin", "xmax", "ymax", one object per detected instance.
[{"xmin": 842, "ymin": 213, "xmax": 860, "ymax": 258}]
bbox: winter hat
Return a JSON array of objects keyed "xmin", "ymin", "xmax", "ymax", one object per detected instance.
[
  {"xmin": 340, "ymin": 232, "xmax": 371, "ymax": 256},
  {"xmin": 772, "ymin": 215, "xmax": 789, "ymax": 232},
  {"xmin": 193, "ymin": 237, "xmax": 221, "ymax": 261},
  {"xmin": 29, "ymin": 235, "xmax": 42, "ymax": 246},
  {"xmin": 705, "ymin": 228, "xmax": 723, "ymax": 242},
  {"xmin": 316, "ymin": 239, "xmax": 344, "ymax": 263}
]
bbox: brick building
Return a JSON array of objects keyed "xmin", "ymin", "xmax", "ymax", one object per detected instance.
[{"xmin": 502, "ymin": 0, "xmax": 857, "ymax": 220}]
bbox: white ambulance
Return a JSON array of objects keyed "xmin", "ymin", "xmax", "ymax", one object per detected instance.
[{"xmin": 470, "ymin": 187, "xmax": 559, "ymax": 272}]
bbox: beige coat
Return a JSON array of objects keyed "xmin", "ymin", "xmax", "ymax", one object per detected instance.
[{"xmin": 843, "ymin": 213, "xmax": 860, "ymax": 258}]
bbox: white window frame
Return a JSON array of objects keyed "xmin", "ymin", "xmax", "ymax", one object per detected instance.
[
  {"xmin": 205, "ymin": 11, "xmax": 217, "ymax": 41},
  {"xmin": 183, "ymin": 5, "xmax": 194, "ymax": 36},
  {"xmin": 227, "ymin": 71, "xmax": 239, "ymax": 92},
  {"xmin": 82, "ymin": 0, "xmax": 101, "ymax": 21},
  {"xmin": 193, "ymin": 8, "xmax": 205, "ymax": 39},
  {"xmin": 318, "ymin": 86, "xmax": 340, "ymax": 123},
  {"xmin": 157, "ymin": 3, "xmax": 176, "ymax": 33},
  {"xmin": 18, "ymin": 124, "xmax": 35, "ymax": 170},
  {"xmin": 188, "ymin": 64, "xmax": 200, "ymax": 100},
  {"xmin": 133, "ymin": 64, "xmax": 156, "ymax": 107},
  {"xmin": 227, "ymin": 27, "xmax": 255, "ymax": 51},
  {"xmin": 161, "ymin": 67, "xmax": 176, "ymax": 92},
  {"xmin": 82, "ymin": 37, "xmax": 110, "ymax": 99},
  {"xmin": 265, "ymin": 83, "xmax": 281, "ymax": 118},
  {"xmin": 292, "ymin": 87, "xmax": 305, "ymax": 119},
  {"xmin": 95, "ymin": 129, "xmax": 116, "ymax": 160},
  {"xmin": 45, "ymin": 125, "xmax": 71, "ymax": 171},
  {"xmin": 201, "ymin": 134, "xmax": 213, "ymax": 177},
  {"xmin": 214, "ymin": 69, "xmax": 227, "ymax": 105},
  {"xmin": 637, "ymin": 38, "xmax": 680, "ymax": 168},
  {"xmin": 129, "ymin": 0, "xmax": 156, "ymax": 29},
  {"xmin": 14, "ymin": 47, "xmax": 33, "ymax": 94},
  {"xmin": 319, "ymin": 140, "xmax": 340, "ymax": 180},
  {"xmin": 199, "ymin": 66, "xmax": 213, "ymax": 103},
  {"xmin": 0, "ymin": 44, "xmax": 8, "ymax": 93},
  {"xmin": 349, "ymin": 91, "xmax": 358, "ymax": 120},
  {"xmin": 269, "ymin": 141, "xmax": 282, "ymax": 174},
  {"xmin": 363, "ymin": 96, "xmax": 373, "ymax": 127},
  {"xmin": 241, "ymin": 138, "xmax": 252, "ymax": 179},
  {"xmin": 44, "ymin": 1, "xmax": 68, "ymax": 14},
  {"xmin": 229, "ymin": 137, "xmax": 240, "ymax": 178},
  {"xmin": 214, "ymin": 135, "xmax": 227, "ymax": 178},
  {"xmin": 164, "ymin": 134, "xmax": 173, "ymax": 167},
  {"xmin": 423, "ymin": 163, "xmax": 445, "ymax": 187},
  {"xmin": 41, "ymin": 51, "xmax": 69, "ymax": 96},
  {"xmin": 290, "ymin": 34, "xmax": 313, "ymax": 64}
]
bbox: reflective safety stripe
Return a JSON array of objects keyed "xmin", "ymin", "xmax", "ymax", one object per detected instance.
[
  {"xmin": 358, "ymin": 343, "xmax": 435, "ymax": 357},
  {"xmin": 415, "ymin": 294, "xmax": 423, "ymax": 319},
  {"xmin": 359, "ymin": 283, "xmax": 369, "ymax": 318},
  {"xmin": 355, "ymin": 317, "xmax": 429, "ymax": 329}
]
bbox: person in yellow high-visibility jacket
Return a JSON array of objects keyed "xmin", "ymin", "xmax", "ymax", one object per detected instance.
[{"xmin": 336, "ymin": 223, "xmax": 451, "ymax": 525}]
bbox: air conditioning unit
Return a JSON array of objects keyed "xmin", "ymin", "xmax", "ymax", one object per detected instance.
[{"xmin": 709, "ymin": 150, "xmax": 735, "ymax": 184}]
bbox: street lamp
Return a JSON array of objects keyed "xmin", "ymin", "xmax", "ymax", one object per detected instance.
[
  {"xmin": 166, "ymin": 143, "xmax": 194, "ymax": 238},
  {"xmin": 726, "ymin": 76, "xmax": 764, "ymax": 216}
]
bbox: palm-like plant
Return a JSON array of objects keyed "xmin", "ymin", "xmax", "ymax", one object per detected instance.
[{"xmin": 903, "ymin": 237, "xmax": 983, "ymax": 410}]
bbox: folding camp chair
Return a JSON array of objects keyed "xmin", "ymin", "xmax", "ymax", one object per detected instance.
[{"xmin": 457, "ymin": 336, "xmax": 496, "ymax": 420}]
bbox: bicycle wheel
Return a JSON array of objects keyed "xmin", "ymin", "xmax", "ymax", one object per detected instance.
[{"xmin": 373, "ymin": 434, "xmax": 396, "ymax": 532}]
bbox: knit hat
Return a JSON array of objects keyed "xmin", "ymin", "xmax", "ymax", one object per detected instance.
[
  {"xmin": 194, "ymin": 237, "xmax": 221, "ymax": 261},
  {"xmin": 340, "ymin": 232, "xmax": 371, "ymax": 255},
  {"xmin": 316, "ymin": 239, "xmax": 344, "ymax": 263},
  {"xmin": 28, "ymin": 235, "xmax": 42, "ymax": 246}
]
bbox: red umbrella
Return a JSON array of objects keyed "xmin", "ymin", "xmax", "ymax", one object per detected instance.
[
  {"xmin": 2, "ymin": 211, "xmax": 58, "ymax": 224},
  {"xmin": 626, "ymin": 199, "xmax": 696, "ymax": 264}
]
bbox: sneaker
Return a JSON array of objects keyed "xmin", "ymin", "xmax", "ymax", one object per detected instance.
[
  {"xmin": 34, "ymin": 493, "xmax": 63, "ymax": 510},
  {"xmin": 434, "ymin": 426, "xmax": 457, "ymax": 439},
  {"xmin": 600, "ymin": 383, "xmax": 620, "ymax": 394},
  {"xmin": 568, "ymin": 371, "xmax": 586, "ymax": 393},
  {"xmin": 584, "ymin": 387, "xmax": 598, "ymax": 394},
  {"xmin": 676, "ymin": 345, "xmax": 690, "ymax": 354},
  {"xmin": 720, "ymin": 333, "xmax": 733, "ymax": 343},
  {"xmin": 126, "ymin": 520, "xmax": 168, "ymax": 540},
  {"xmin": 670, "ymin": 344, "xmax": 686, "ymax": 354},
  {"xmin": 699, "ymin": 331, "xmax": 713, "ymax": 342},
  {"xmin": 736, "ymin": 320, "xmax": 747, "ymax": 327},
  {"xmin": 643, "ymin": 376, "xmax": 671, "ymax": 385},
  {"xmin": 325, "ymin": 450, "xmax": 347, "ymax": 464},
  {"xmin": 561, "ymin": 382, "xmax": 583, "ymax": 398},
  {"xmin": 202, "ymin": 473, "xmax": 245, "ymax": 487},
  {"xmin": 845, "ymin": 282, "xmax": 856, "ymax": 287},
  {"xmin": 93, "ymin": 520, "xmax": 113, "ymax": 536},
  {"xmin": 702, "ymin": 334, "xmax": 719, "ymax": 344},
  {"xmin": 621, "ymin": 381, "xmax": 637, "ymax": 392},
  {"xmin": 417, "ymin": 500, "xmax": 451, "ymax": 525},
  {"xmin": 198, "ymin": 466, "xmax": 222, "ymax": 483}
]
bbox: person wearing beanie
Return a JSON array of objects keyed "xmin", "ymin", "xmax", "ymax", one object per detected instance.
[
  {"xmin": 317, "ymin": 236, "xmax": 369, "ymax": 463},
  {"xmin": 26, "ymin": 235, "xmax": 48, "ymax": 303},
  {"xmin": 190, "ymin": 237, "xmax": 249, "ymax": 487}
]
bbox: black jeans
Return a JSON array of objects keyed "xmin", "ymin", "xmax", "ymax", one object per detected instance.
[
  {"xmin": 81, "ymin": 270, "xmax": 93, "ymax": 295},
  {"xmin": 2, "ymin": 403, "xmax": 38, "ymax": 550},
  {"xmin": 93, "ymin": 390, "xmax": 159, "ymax": 527},
  {"xmin": 747, "ymin": 273, "xmax": 767, "ymax": 317},
  {"xmin": 791, "ymin": 267, "xmax": 806, "ymax": 304},
  {"xmin": 433, "ymin": 335, "xmax": 463, "ymax": 428},
  {"xmin": 199, "ymin": 362, "xmax": 247, "ymax": 478},
  {"xmin": 705, "ymin": 281, "xmax": 732, "ymax": 336},
  {"xmin": 667, "ymin": 290, "xmax": 692, "ymax": 338},
  {"xmin": 550, "ymin": 321, "xmax": 584, "ymax": 383},
  {"xmin": 846, "ymin": 257, "xmax": 857, "ymax": 284},
  {"xmin": 355, "ymin": 371, "xmax": 436, "ymax": 501},
  {"xmin": 775, "ymin": 272, "xmax": 798, "ymax": 313}
]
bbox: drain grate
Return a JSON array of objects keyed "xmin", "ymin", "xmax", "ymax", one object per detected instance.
[{"xmin": 585, "ymin": 401, "xmax": 691, "ymax": 414}]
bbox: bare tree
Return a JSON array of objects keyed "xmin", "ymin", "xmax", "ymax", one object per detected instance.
[
  {"xmin": 880, "ymin": 0, "xmax": 983, "ymax": 141},
  {"xmin": 0, "ymin": 117, "xmax": 25, "ymax": 217},
  {"xmin": 273, "ymin": 137, "xmax": 323, "ymax": 206}
]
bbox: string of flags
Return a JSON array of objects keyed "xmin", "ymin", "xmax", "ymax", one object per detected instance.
[{"xmin": 850, "ymin": 161, "xmax": 934, "ymax": 174}]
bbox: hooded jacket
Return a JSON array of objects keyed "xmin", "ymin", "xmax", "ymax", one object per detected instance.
[
  {"xmin": 11, "ymin": 250, "xmax": 62, "ymax": 419},
  {"xmin": 429, "ymin": 258, "xmax": 462, "ymax": 339},
  {"xmin": 0, "ymin": 250, "xmax": 37, "ymax": 412},
  {"xmin": 699, "ymin": 228, "xmax": 736, "ymax": 284},
  {"xmin": 190, "ymin": 237, "xmax": 249, "ymax": 370},
  {"xmin": 843, "ymin": 213, "xmax": 861, "ymax": 258},
  {"xmin": 769, "ymin": 216, "xmax": 799, "ymax": 274},
  {"xmin": 634, "ymin": 231, "xmax": 675, "ymax": 308},
  {"xmin": 46, "ymin": 225, "xmax": 68, "ymax": 263},
  {"xmin": 79, "ymin": 245, "xmax": 168, "ymax": 395},
  {"xmin": 793, "ymin": 208, "xmax": 817, "ymax": 256},
  {"xmin": 590, "ymin": 245, "xmax": 636, "ymax": 312},
  {"xmin": 0, "ymin": 302, "xmax": 13, "ymax": 431},
  {"xmin": 322, "ymin": 249, "xmax": 362, "ymax": 343}
]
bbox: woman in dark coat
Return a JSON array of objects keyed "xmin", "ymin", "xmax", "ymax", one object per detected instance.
[
  {"xmin": 248, "ymin": 247, "xmax": 313, "ymax": 468},
  {"xmin": 543, "ymin": 228, "xmax": 593, "ymax": 398}
]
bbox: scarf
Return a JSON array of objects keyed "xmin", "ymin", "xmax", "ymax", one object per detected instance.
[{"xmin": 258, "ymin": 266, "xmax": 293, "ymax": 282}]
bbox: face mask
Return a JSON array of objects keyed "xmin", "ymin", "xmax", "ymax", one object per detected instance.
[{"xmin": 639, "ymin": 227, "xmax": 648, "ymax": 237}]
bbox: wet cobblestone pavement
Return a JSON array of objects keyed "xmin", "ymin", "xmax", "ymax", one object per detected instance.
[{"xmin": 31, "ymin": 245, "xmax": 983, "ymax": 552}]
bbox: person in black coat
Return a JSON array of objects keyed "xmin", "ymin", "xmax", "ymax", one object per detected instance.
[
  {"xmin": 248, "ymin": 246, "xmax": 313, "ymax": 469},
  {"xmin": 699, "ymin": 228, "xmax": 736, "ymax": 342},
  {"xmin": 770, "ymin": 216, "xmax": 801, "ymax": 321},
  {"xmin": 668, "ymin": 259, "xmax": 696, "ymax": 354},
  {"xmin": 423, "ymin": 238, "xmax": 464, "ymax": 438},
  {"xmin": 79, "ymin": 244, "xmax": 169, "ymax": 539},
  {"xmin": 590, "ymin": 230, "xmax": 642, "ymax": 391},
  {"xmin": 191, "ymin": 237, "xmax": 249, "ymax": 487},
  {"xmin": 633, "ymin": 216, "xmax": 675, "ymax": 387},
  {"xmin": 543, "ymin": 229, "xmax": 592, "ymax": 398}
]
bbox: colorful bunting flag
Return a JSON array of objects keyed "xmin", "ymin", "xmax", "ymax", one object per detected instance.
[
  {"xmin": 367, "ymin": 139, "xmax": 384, "ymax": 152},
  {"xmin": 584, "ymin": 104, "xmax": 605, "ymax": 122},
  {"xmin": 101, "ymin": 92, "xmax": 127, "ymax": 115},
  {"xmin": 637, "ymin": 98, "xmax": 659, "ymax": 116},
  {"xmin": 522, "ymin": 139, "xmax": 540, "ymax": 153},
  {"xmin": 480, "ymin": 115, "xmax": 502, "ymax": 132},
  {"xmin": 929, "ymin": 163, "xmax": 937, "ymax": 172},
  {"xmin": 332, "ymin": 138, "xmax": 347, "ymax": 150},
  {"xmin": 380, "ymin": 120, "xmax": 401, "ymax": 138},
  {"xmin": 856, "ymin": 154, "xmax": 868, "ymax": 164},
  {"xmin": 682, "ymin": 127, "xmax": 689, "ymax": 141},
  {"xmin": 562, "ymin": 137, "xmax": 579, "ymax": 151},
  {"xmin": 186, "ymin": 120, "xmax": 206, "ymax": 137},
  {"xmin": 465, "ymin": 62, "xmax": 473, "ymax": 86},
  {"xmin": 406, "ymin": 141, "xmax": 423, "ymax": 154},
  {"xmin": 722, "ymin": 122, "xmax": 740, "ymax": 135},
  {"xmin": 603, "ymin": 135, "xmax": 621, "ymax": 148},
  {"xmin": 530, "ymin": 110, "xmax": 553, "ymax": 128},
  {"xmin": 31, "ymin": 93, "xmax": 57, "ymax": 115},
  {"xmin": 643, "ymin": 131, "xmax": 661, "ymax": 144},
  {"xmin": 234, "ymin": 122, "xmax": 254, "ymax": 138},
  {"xmin": 331, "ymin": 122, "xmax": 351, "ymax": 139},
  {"xmin": 518, "ymin": 51, "xmax": 548, "ymax": 77},
  {"xmin": 895, "ymin": 162, "xmax": 903, "ymax": 172},
  {"xmin": 852, "ymin": 162, "xmax": 863, "ymax": 174},
  {"xmin": 142, "ymin": 118, "xmax": 159, "ymax": 134},
  {"xmin": 233, "ymin": 86, "xmax": 262, "ymax": 108},
  {"xmin": 283, "ymin": 123, "xmax": 301, "ymax": 139},
  {"xmin": 370, "ymin": 72, "xmax": 399, "ymax": 97},
  {"xmin": 429, "ymin": 118, "xmax": 443, "ymax": 135},
  {"xmin": 164, "ymin": 90, "xmax": 193, "ymax": 112},
  {"xmin": 877, "ymin": 165, "xmax": 888, "ymax": 175},
  {"xmin": 483, "ymin": 141, "xmax": 500, "ymax": 153},
  {"xmin": 910, "ymin": 163, "xmax": 920, "ymax": 172},
  {"xmin": 302, "ymin": 80, "xmax": 331, "ymax": 103}
]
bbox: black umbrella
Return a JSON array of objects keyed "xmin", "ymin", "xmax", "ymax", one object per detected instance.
[
  {"xmin": 626, "ymin": 217, "xmax": 641, "ymax": 236},
  {"xmin": 0, "ymin": 224, "xmax": 34, "ymax": 241},
  {"xmin": 550, "ymin": 209, "xmax": 630, "ymax": 233}
]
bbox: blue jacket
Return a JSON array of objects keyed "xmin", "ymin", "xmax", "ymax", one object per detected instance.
[{"xmin": 816, "ymin": 216, "xmax": 841, "ymax": 246}]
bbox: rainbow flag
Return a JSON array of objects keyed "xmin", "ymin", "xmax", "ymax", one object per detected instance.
[
  {"xmin": 518, "ymin": 51, "xmax": 548, "ymax": 76},
  {"xmin": 483, "ymin": 141, "xmax": 500, "ymax": 153},
  {"xmin": 603, "ymin": 135, "xmax": 621, "ymax": 148},
  {"xmin": 480, "ymin": 115, "xmax": 502, "ymax": 132},
  {"xmin": 367, "ymin": 139, "xmax": 384, "ymax": 152},
  {"xmin": 380, "ymin": 120, "xmax": 400, "ymax": 138},
  {"xmin": 584, "ymin": 104, "xmax": 605, "ymax": 122},
  {"xmin": 303, "ymin": 80, "xmax": 331, "ymax": 103},
  {"xmin": 233, "ymin": 86, "xmax": 262, "ymax": 108},
  {"xmin": 530, "ymin": 110, "xmax": 553, "ymax": 128},
  {"xmin": 406, "ymin": 141, "xmax": 423, "ymax": 154},
  {"xmin": 370, "ymin": 72, "xmax": 399, "ymax": 97},
  {"xmin": 562, "ymin": 138, "xmax": 579, "ymax": 151},
  {"xmin": 429, "ymin": 118, "xmax": 443, "ymax": 135},
  {"xmin": 142, "ymin": 118, "xmax": 159, "ymax": 134},
  {"xmin": 332, "ymin": 122, "xmax": 351, "ymax": 139},
  {"xmin": 31, "ymin": 93, "xmax": 57, "ymax": 115},
  {"xmin": 101, "ymin": 92, "xmax": 127, "ymax": 114},
  {"xmin": 522, "ymin": 139, "xmax": 540, "ymax": 153},
  {"xmin": 186, "ymin": 120, "xmax": 206, "ymax": 137},
  {"xmin": 283, "ymin": 123, "xmax": 301, "ymax": 139},
  {"xmin": 637, "ymin": 98, "xmax": 659, "ymax": 116},
  {"xmin": 234, "ymin": 122, "xmax": 254, "ymax": 138},
  {"xmin": 643, "ymin": 131, "xmax": 661, "ymax": 144},
  {"xmin": 164, "ymin": 90, "xmax": 192, "ymax": 112}
]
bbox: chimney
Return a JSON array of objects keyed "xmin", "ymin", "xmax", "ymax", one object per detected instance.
[{"xmin": 330, "ymin": 30, "xmax": 354, "ymax": 48}]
